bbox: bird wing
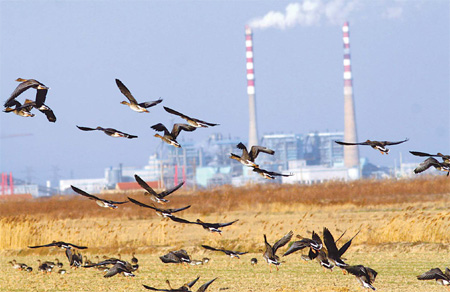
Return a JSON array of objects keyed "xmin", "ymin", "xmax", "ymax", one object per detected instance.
[
  {"xmin": 139, "ymin": 98, "xmax": 163, "ymax": 108},
  {"xmin": 236, "ymin": 143, "xmax": 250, "ymax": 160},
  {"xmin": 4, "ymin": 79, "xmax": 39, "ymax": 107},
  {"xmin": 167, "ymin": 205, "xmax": 191, "ymax": 213},
  {"xmin": 273, "ymin": 230, "xmax": 294, "ymax": 253},
  {"xmin": 263, "ymin": 234, "xmax": 274, "ymax": 258},
  {"xmin": 312, "ymin": 231, "xmax": 323, "ymax": 246},
  {"xmin": 335, "ymin": 141, "xmax": 368, "ymax": 146},
  {"xmin": 345, "ymin": 265, "xmax": 366, "ymax": 277},
  {"xmin": 414, "ymin": 157, "xmax": 441, "ymax": 174},
  {"xmin": 35, "ymin": 89, "xmax": 48, "ymax": 108},
  {"xmin": 186, "ymin": 276, "xmax": 200, "ymax": 288},
  {"xmin": 202, "ymin": 245, "xmax": 220, "ymax": 252},
  {"xmin": 171, "ymin": 123, "xmax": 196, "ymax": 138},
  {"xmin": 216, "ymin": 219, "xmax": 239, "ymax": 228},
  {"xmin": 323, "ymin": 227, "xmax": 339, "ymax": 256},
  {"xmin": 250, "ymin": 146, "xmax": 275, "ymax": 160},
  {"xmin": 134, "ymin": 174, "xmax": 158, "ymax": 196},
  {"xmin": 128, "ymin": 196, "xmax": 158, "ymax": 210},
  {"xmin": 169, "ymin": 215, "xmax": 196, "ymax": 225},
  {"xmin": 71, "ymin": 185, "xmax": 101, "ymax": 201},
  {"xmin": 67, "ymin": 242, "xmax": 88, "ymax": 249},
  {"xmin": 163, "ymin": 106, "xmax": 191, "ymax": 120},
  {"xmin": 28, "ymin": 242, "xmax": 57, "ymax": 248},
  {"xmin": 76, "ymin": 125, "xmax": 97, "ymax": 131},
  {"xmin": 418, "ymin": 268, "xmax": 446, "ymax": 280},
  {"xmin": 196, "ymin": 278, "xmax": 217, "ymax": 292},
  {"xmin": 410, "ymin": 151, "xmax": 436, "ymax": 157},
  {"xmin": 115, "ymin": 79, "xmax": 138, "ymax": 104},
  {"xmin": 151, "ymin": 123, "xmax": 171, "ymax": 135},
  {"xmin": 282, "ymin": 240, "xmax": 308, "ymax": 257},
  {"xmin": 142, "ymin": 285, "xmax": 170, "ymax": 291},
  {"xmin": 338, "ymin": 230, "xmax": 360, "ymax": 257},
  {"xmin": 383, "ymin": 138, "xmax": 409, "ymax": 146},
  {"xmin": 104, "ymin": 199, "xmax": 129, "ymax": 205},
  {"xmin": 104, "ymin": 263, "xmax": 125, "ymax": 278},
  {"xmin": 39, "ymin": 105, "xmax": 56, "ymax": 122},
  {"xmin": 159, "ymin": 181, "xmax": 185, "ymax": 198}
]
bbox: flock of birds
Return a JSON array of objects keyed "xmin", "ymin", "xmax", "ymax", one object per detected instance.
[{"xmin": 4, "ymin": 78, "xmax": 450, "ymax": 291}]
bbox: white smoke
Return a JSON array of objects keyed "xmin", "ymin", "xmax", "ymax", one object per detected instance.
[{"xmin": 248, "ymin": 0, "xmax": 360, "ymax": 29}]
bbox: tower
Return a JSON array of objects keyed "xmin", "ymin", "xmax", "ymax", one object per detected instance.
[
  {"xmin": 342, "ymin": 22, "xmax": 360, "ymax": 170},
  {"xmin": 245, "ymin": 25, "xmax": 259, "ymax": 147}
]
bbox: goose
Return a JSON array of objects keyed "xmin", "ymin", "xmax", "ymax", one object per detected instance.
[
  {"xmin": 104, "ymin": 262, "xmax": 136, "ymax": 278},
  {"xmin": 263, "ymin": 231, "xmax": 293, "ymax": 272},
  {"xmin": 335, "ymin": 138, "xmax": 408, "ymax": 154},
  {"xmin": 230, "ymin": 142, "xmax": 274, "ymax": 168},
  {"xmin": 71, "ymin": 185, "xmax": 128, "ymax": 209},
  {"xmin": 251, "ymin": 258, "xmax": 258, "ymax": 266},
  {"xmin": 163, "ymin": 106, "xmax": 219, "ymax": 128},
  {"xmin": 3, "ymin": 99, "xmax": 35, "ymax": 117},
  {"xmin": 77, "ymin": 125, "xmax": 137, "ymax": 139},
  {"xmin": 417, "ymin": 267, "xmax": 450, "ymax": 286},
  {"xmin": 128, "ymin": 196, "xmax": 190, "ymax": 217},
  {"xmin": 4, "ymin": 78, "xmax": 49, "ymax": 107},
  {"xmin": 143, "ymin": 276, "xmax": 200, "ymax": 291},
  {"xmin": 283, "ymin": 231, "xmax": 323, "ymax": 257},
  {"xmin": 201, "ymin": 245, "xmax": 247, "ymax": 259},
  {"xmin": 159, "ymin": 249, "xmax": 191, "ymax": 264},
  {"xmin": 134, "ymin": 174, "xmax": 184, "ymax": 204},
  {"xmin": 115, "ymin": 78, "xmax": 162, "ymax": 113},
  {"xmin": 302, "ymin": 248, "xmax": 334, "ymax": 271},
  {"xmin": 169, "ymin": 216, "xmax": 238, "ymax": 234},
  {"xmin": 252, "ymin": 167, "xmax": 293, "ymax": 179},
  {"xmin": 15, "ymin": 98, "xmax": 56, "ymax": 122},
  {"xmin": 323, "ymin": 228, "xmax": 359, "ymax": 271},
  {"xmin": 151, "ymin": 123, "xmax": 196, "ymax": 148},
  {"xmin": 345, "ymin": 265, "xmax": 378, "ymax": 290},
  {"xmin": 413, "ymin": 157, "xmax": 450, "ymax": 176},
  {"xmin": 28, "ymin": 241, "xmax": 87, "ymax": 250},
  {"xmin": 131, "ymin": 253, "xmax": 138, "ymax": 265}
]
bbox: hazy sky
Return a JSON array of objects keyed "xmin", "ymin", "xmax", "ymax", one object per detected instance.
[{"xmin": 1, "ymin": 0, "xmax": 449, "ymax": 185}]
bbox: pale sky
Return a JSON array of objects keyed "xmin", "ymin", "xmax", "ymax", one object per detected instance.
[{"xmin": 1, "ymin": 0, "xmax": 449, "ymax": 184}]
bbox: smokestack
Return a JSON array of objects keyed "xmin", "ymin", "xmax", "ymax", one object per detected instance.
[
  {"xmin": 245, "ymin": 25, "xmax": 258, "ymax": 147},
  {"xmin": 342, "ymin": 22, "xmax": 360, "ymax": 169}
]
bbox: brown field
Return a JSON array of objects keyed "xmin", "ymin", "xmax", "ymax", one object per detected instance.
[{"xmin": 1, "ymin": 176, "xmax": 450, "ymax": 291}]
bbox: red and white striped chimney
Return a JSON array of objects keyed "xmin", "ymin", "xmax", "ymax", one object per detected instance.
[
  {"xmin": 245, "ymin": 25, "xmax": 258, "ymax": 147},
  {"xmin": 342, "ymin": 22, "xmax": 360, "ymax": 171}
]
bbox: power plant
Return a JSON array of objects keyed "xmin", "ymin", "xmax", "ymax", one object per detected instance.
[
  {"xmin": 342, "ymin": 22, "xmax": 360, "ymax": 173},
  {"xmin": 245, "ymin": 25, "xmax": 259, "ymax": 147}
]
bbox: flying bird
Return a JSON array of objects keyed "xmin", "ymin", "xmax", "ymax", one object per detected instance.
[
  {"xmin": 28, "ymin": 241, "xmax": 87, "ymax": 250},
  {"xmin": 4, "ymin": 78, "xmax": 49, "ymax": 107},
  {"xmin": 71, "ymin": 185, "xmax": 128, "ymax": 209},
  {"xmin": 283, "ymin": 231, "xmax": 323, "ymax": 257},
  {"xmin": 263, "ymin": 231, "xmax": 293, "ymax": 272},
  {"xmin": 159, "ymin": 249, "xmax": 191, "ymax": 264},
  {"xmin": 335, "ymin": 139, "xmax": 409, "ymax": 154},
  {"xmin": 301, "ymin": 248, "xmax": 334, "ymax": 271},
  {"xmin": 345, "ymin": 265, "xmax": 378, "ymax": 290},
  {"xmin": 76, "ymin": 125, "xmax": 137, "ymax": 139},
  {"xmin": 323, "ymin": 228, "xmax": 359, "ymax": 271},
  {"xmin": 15, "ymin": 99, "xmax": 56, "ymax": 122},
  {"xmin": 410, "ymin": 151, "xmax": 450, "ymax": 163},
  {"xmin": 127, "ymin": 196, "xmax": 190, "ymax": 217},
  {"xmin": 3, "ymin": 99, "xmax": 35, "ymax": 117},
  {"xmin": 163, "ymin": 106, "xmax": 219, "ymax": 128},
  {"xmin": 143, "ymin": 276, "xmax": 200, "ymax": 291},
  {"xmin": 413, "ymin": 157, "xmax": 450, "ymax": 176},
  {"xmin": 417, "ymin": 267, "xmax": 450, "ymax": 286},
  {"xmin": 115, "ymin": 78, "xmax": 162, "ymax": 113},
  {"xmin": 134, "ymin": 174, "xmax": 184, "ymax": 204},
  {"xmin": 169, "ymin": 216, "xmax": 239, "ymax": 234},
  {"xmin": 151, "ymin": 123, "xmax": 196, "ymax": 148},
  {"xmin": 201, "ymin": 245, "xmax": 248, "ymax": 259},
  {"xmin": 230, "ymin": 142, "xmax": 275, "ymax": 168},
  {"xmin": 252, "ymin": 167, "xmax": 293, "ymax": 179}
]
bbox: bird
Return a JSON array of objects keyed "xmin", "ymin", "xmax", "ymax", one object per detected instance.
[
  {"xmin": 76, "ymin": 125, "xmax": 137, "ymax": 139},
  {"xmin": 28, "ymin": 241, "xmax": 87, "ymax": 250},
  {"xmin": 169, "ymin": 216, "xmax": 239, "ymax": 234},
  {"xmin": 417, "ymin": 267, "xmax": 450, "ymax": 286},
  {"xmin": 345, "ymin": 265, "xmax": 378, "ymax": 290},
  {"xmin": 323, "ymin": 228, "xmax": 359, "ymax": 270},
  {"xmin": 201, "ymin": 245, "xmax": 248, "ymax": 259},
  {"xmin": 263, "ymin": 231, "xmax": 293, "ymax": 272},
  {"xmin": 230, "ymin": 142, "xmax": 275, "ymax": 168},
  {"xmin": 103, "ymin": 262, "xmax": 136, "ymax": 278},
  {"xmin": 37, "ymin": 259, "xmax": 54, "ymax": 273},
  {"xmin": 131, "ymin": 253, "xmax": 138, "ymax": 265},
  {"xmin": 163, "ymin": 106, "xmax": 219, "ymax": 128},
  {"xmin": 410, "ymin": 151, "xmax": 450, "ymax": 163},
  {"xmin": 65, "ymin": 248, "xmax": 83, "ymax": 268},
  {"xmin": 283, "ymin": 231, "xmax": 323, "ymax": 257},
  {"xmin": 159, "ymin": 249, "xmax": 191, "ymax": 265},
  {"xmin": 334, "ymin": 139, "xmax": 408, "ymax": 154},
  {"xmin": 151, "ymin": 123, "xmax": 196, "ymax": 148},
  {"xmin": 4, "ymin": 78, "xmax": 49, "ymax": 108},
  {"xmin": 143, "ymin": 276, "xmax": 209, "ymax": 291},
  {"xmin": 252, "ymin": 167, "xmax": 293, "ymax": 179},
  {"xmin": 14, "ymin": 94, "xmax": 56, "ymax": 122},
  {"xmin": 196, "ymin": 278, "xmax": 218, "ymax": 292},
  {"xmin": 71, "ymin": 185, "xmax": 128, "ymax": 209},
  {"xmin": 251, "ymin": 258, "xmax": 258, "ymax": 266},
  {"xmin": 128, "ymin": 196, "xmax": 190, "ymax": 218},
  {"xmin": 115, "ymin": 78, "xmax": 162, "ymax": 113},
  {"xmin": 302, "ymin": 248, "xmax": 334, "ymax": 271},
  {"xmin": 134, "ymin": 174, "xmax": 184, "ymax": 204},
  {"xmin": 413, "ymin": 157, "xmax": 450, "ymax": 176},
  {"xmin": 3, "ymin": 99, "xmax": 35, "ymax": 117}
]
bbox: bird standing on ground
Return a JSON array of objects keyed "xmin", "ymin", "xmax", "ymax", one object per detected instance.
[
  {"xmin": 115, "ymin": 78, "xmax": 162, "ymax": 113},
  {"xmin": 335, "ymin": 138, "xmax": 408, "ymax": 154},
  {"xmin": 263, "ymin": 231, "xmax": 293, "ymax": 272},
  {"xmin": 151, "ymin": 123, "xmax": 196, "ymax": 148}
]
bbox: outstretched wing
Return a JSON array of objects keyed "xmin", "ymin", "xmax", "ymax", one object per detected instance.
[
  {"xmin": 250, "ymin": 146, "xmax": 275, "ymax": 160},
  {"xmin": 171, "ymin": 123, "xmax": 196, "ymax": 138},
  {"xmin": 282, "ymin": 240, "xmax": 308, "ymax": 257},
  {"xmin": 159, "ymin": 181, "xmax": 185, "ymax": 198},
  {"xmin": 66, "ymin": 242, "xmax": 88, "ymax": 249},
  {"xmin": 71, "ymin": 185, "xmax": 100, "ymax": 201},
  {"xmin": 134, "ymin": 174, "xmax": 158, "ymax": 196},
  {"xmin": 167, "ymin": 205, "xmax": 191, "ymax": 213},
  {"xmin": 115, "ymin": 79, "xmax": 138, "ymax": 104},
  {"xmin": 186, "ymin": 276, "xmax": 200, "ymax": 288},
  {"xmin": 40, "ymin": 106, "xmax": 56, "ymax": 123},
  {"xmin": 323, "ymin": 227, "xmax": 339, "ymax": 256},
  {"xmin": 76, "ymin": 125, "xmax": 97, "ymax": 131},
  {"xmin": 151, "ymin": 123, "xmax": 171, "ymax": 135},
  {"xmin": 202, "ymin": 245, "xmax": 220, "ymax": 252},
  {"xmin": 28, "ymin": 242, "xmax": 57, "ymax": 248},
  {"xmin": 4, "ymin": 79, "xmax": 41, "ymax": 107},
  {"xmin": 410, "ymin": 151, "xmax": 436, "ymax": 157},
  {"xmin": 335, "ymin": 140, "xmax": 368, "ymax": 146},
  {"xmin": 169, "ymin": 215, "xmax": 197, "ymax": 225},
  {"xmin": 128, "ymin": 196, "xmax": 158, "ymax": 211},
  {"xmin": 338, "ymin": 230, "xmax": 360, "ymax": 257},
  {"xmin": 273, "ymin": 230, "xmax": 293, "ymax": 253},
  {"xmin": 139, "ymin": 98, "xmax": 163, "ymax": 108},
  {"xmin": 236, "ymin": 143, "xmax": 250, "ymax": 160},
  {"xmin": 142, "ymin": 285, "xmax": 170, "ymax": 291},
  {"xmin": 35, "ymin": 88, "xmax": 48, "ymax": 108},
  {"xmin": 163, "ymin": 106, "xmax": 191, "ymax": 120},
  {"xmin": 383, "ymin": 138, "xmax": 409, "ymax": 146},
  {"xmin": 196, "ymin": 278, "xmax": 217, "ymax": 292},
  {"xmin": 217, "ymin": 219, "xmax": 239, "ymax": 228},
  {"xmin": 414, "ymin": 157, "xmax": 441, "ymax": 174}
]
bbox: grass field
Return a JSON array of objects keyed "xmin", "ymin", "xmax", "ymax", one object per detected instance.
[{"xmin": 1, "ymin": 177, "xmax": 450, "ymax": 291}]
